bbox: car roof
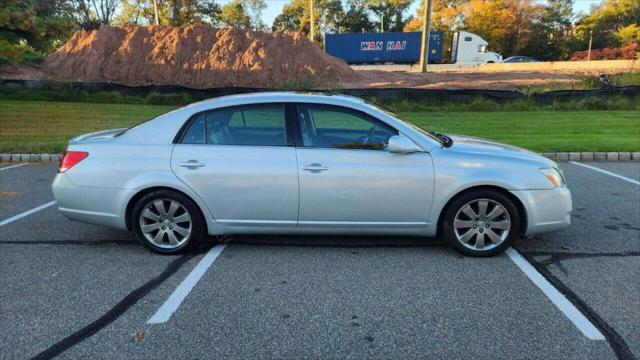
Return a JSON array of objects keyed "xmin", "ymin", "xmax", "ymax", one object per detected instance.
[{"xmin": 184, "ymin": 92, "xmax": 365, "ymax": 111}]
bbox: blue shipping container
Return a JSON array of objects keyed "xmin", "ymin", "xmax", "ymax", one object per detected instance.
[{"xmin": 324, "ymin": 31, "xmax": 443, "ymax": 64}]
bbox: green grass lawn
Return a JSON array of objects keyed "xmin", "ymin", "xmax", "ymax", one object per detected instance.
[
  {"xmin": 0, "ymin": 100, "xmax": 638, "ymax": 153},
  {"xmin": 399, "ymin": 110, "xmax": 640, "ymax": 152}
]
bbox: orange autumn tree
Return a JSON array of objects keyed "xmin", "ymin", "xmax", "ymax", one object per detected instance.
[
  {"xmin": 404, "ymin": 0, "xmax": 465, "ymax": 61},
  {"xmin": 404, "ymin": 0, "xmax": 465, "ymax": 32},
  {"xmin": 405, "ymin": 0, "xmax": 542, "ymax": 58},
  {"xmin": 461, "ymin": 0, "xmax": 541, "ymax": 56}
]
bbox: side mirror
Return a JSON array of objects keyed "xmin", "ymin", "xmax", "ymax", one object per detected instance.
[{"xmin": 387, "ymin": 135, "xmax": 424, "ymax": 154}]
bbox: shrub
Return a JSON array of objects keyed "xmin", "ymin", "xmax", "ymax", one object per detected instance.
[
  {"xmin": 0, "ymin": 56, "xmax": 12, "ymax": 66},
  {"xmin": 145, "ymin": 92, "xmax": 193, "ymax": 105},
  {"xmin": 502, "ymin": 100, "xmax": 536, "ymax": 111},
  {"xmin": 571, "ymin": 43, "xmax": 639, "ymax": 61},
  {"xmin": 577, "ymin": 97, "xmax": 609, "ymax": 110},
  {"xmin": 468, "ymin": 98, "xmax": 499, "ymax": 111},
  {"xmin": 280, "ymin": 76, "xmax": 324, "ymax": 91},
  {"xmin": 621, "ymin": 42, "xmax": 640, "ymax": 60},
  {"xmin": 0, "ymin": 40, "xmax": 44, "ymax": 65},
  {"xmin": 19, "ymin": 50, "xmax": 44, "ymax": 65},
  {"xmin": 92, "ymin": 91, "xmax": 124, "ymax": 103}
]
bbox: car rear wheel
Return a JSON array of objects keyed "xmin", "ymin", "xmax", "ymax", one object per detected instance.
[
  {"xmin": 442, "ymin": 190, "xmax": 520, "ymax": 257},
  {"xmin": 131, "ymin": 190, "xmax": 205, "ymax": 254}
]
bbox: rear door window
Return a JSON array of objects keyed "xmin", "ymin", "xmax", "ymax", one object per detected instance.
[{"xmin": 180, "ymin": 104, "xmax": 287, "ymax": 146}]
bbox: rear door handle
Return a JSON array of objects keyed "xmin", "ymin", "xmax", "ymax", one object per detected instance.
[
  {"xmin": 179, "ymin": 160, "xmax": 206, "ymax": 169},
  {"xmin": 301, "ymin": 163, "xmax": 328, "ymax": 173}
]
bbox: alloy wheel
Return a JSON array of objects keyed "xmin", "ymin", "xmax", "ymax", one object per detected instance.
[
  {"xmin": 453, "ymin": 198, "xmax": 511, "ymax": 251},
  {"xmin": 138, "ymin": 198, "xmax": 192, "ymax": 249}
]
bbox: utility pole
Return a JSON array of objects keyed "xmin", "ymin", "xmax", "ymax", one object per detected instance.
[
  {"xmin": 309, "ymin": 0, "xmax": 315, "ymax": 42},
  {"xmin": 419, "ymin": 0, "xmax": 433, "ymax": 73},
  {"xmin": 380, "ymin": 14, "xmax": 384, "ymax": 32},
  {"xmin": 587, "ymin": 30, "xmax": 593, "ymax": 61},
  {"xmin": 152, "ymin": 0, "xmax": 159, "ymax": 25}
]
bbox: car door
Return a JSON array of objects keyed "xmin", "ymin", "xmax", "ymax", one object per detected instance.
[
  {"xmin": 171, "ymin": 103, "xmax": 299, "ymax": 227},
  {"xmin": 294, "ymin": 103, "xmax": 434, "ymax": 227}
]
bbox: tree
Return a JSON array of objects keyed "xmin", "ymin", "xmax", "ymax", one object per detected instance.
[
  {"xmin": 200, "ymin": 0, "xmax": 223, "ymax": 25},
  {"xmin": 367, "ymin": 0, "xmax": 413, "ymax": 32},
  {"xmin": 272, "ymin": 0, "xmax": 305, "ymax": 32},
  {"xmin": 616, "ymin": 24, "xmax": 640, "ymax": 46},
  {"xmin": 521, "ymin": 0, "xmax": 574, "ymax": 60},
  {"xmin": 271, "ymin": 0, "xmax": 343, "ymax": 42},
  {"xmin": 0, "ymin": 0, "xmax": 77, "ymax": 62},
  {"xmin": 220, "ymin": 0, "xmax": 251, "ymax": 28},
  {"xmin": 114, "ymin": 0, "xmax": 222, "ymax": 26},
  {"xmin": 575, "ymin": 0, "xmax": 640, "ymax": 49},
  {"xmin": 71, "ymin": 0, "xmax": 119, "ymax": 26},
  {"xmin": 460, "ymin": 0, "xmax": 541, "ymax": 56},
  {"xmin": 404, "ymin": 0, "xmax": 466, "ymax": 62},
  {"xmin": 243, "ymin": 0, "xmax": 267, "ymax": 29},
  {"xmin": 116, "ymin": 0, "xmax": 148, "ymax": 25},
  {"xmin": 340, "ymin": 0, "xmax": 375, "ymax": 33},
  {"xmin": 405, "ymin": 0, "xmax": 470, "ymax": 32}
]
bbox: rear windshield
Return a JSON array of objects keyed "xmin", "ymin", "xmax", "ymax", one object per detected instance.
[{"xmin": 118, "ymin": 116, "xmax": 160, "ymax": 136}]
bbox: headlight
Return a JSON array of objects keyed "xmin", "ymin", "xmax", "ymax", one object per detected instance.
[{"xmin": 540, "ymin": 168, "xmax": 565, "ymax": 187}]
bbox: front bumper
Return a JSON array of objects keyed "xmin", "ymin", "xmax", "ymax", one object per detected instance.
[{"xmin": 511, "ymin": 186, "xmax": 572, "ymax": 236}]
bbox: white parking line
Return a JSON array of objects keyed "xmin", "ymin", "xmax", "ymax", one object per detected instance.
[
  {"xmin": 569, "ymin": 161, "xmax": 640, "ymax": 186},
  {"xmin": 0, "ymin": 163, "xmax": 28, "ymax": 171},
  {"xmin": 147, "ymin": 243, "xmax": 227, "ymax": 324},
  {"xmin": 506, "ymin": 248, "xmax": 605, "ymax": 340},
  {"xmin": 0, "ymin": 201, "xmax": 57, "ymax": 227}
]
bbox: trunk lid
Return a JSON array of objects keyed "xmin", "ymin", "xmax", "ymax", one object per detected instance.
[{"xmin": 69, "ymin": 128, "xmax": 127, "ymax": 144}]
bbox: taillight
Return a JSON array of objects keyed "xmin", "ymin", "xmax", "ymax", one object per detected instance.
[{"xmin": 59, "ymin": 151, "xmax": 89, "ymax": 173}]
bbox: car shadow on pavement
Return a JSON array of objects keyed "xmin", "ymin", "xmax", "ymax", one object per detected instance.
[{"xmin": 221, "ymin": 234, "xmax": 447, "ymax": 248}]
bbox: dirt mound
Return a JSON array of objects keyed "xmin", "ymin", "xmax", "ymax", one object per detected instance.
[{"xmin": 44, "ymin": 25, "xmax": 359, "ymax": 88}]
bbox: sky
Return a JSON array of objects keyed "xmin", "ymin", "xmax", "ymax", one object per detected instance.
[{"xmin": 216, "ymin": 0, "xmax": 605, "ymax": 30}]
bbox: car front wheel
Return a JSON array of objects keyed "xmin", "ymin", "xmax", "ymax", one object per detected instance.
[
  {"xmin": 131, "ymin": 190, "xmax": 205, "ymax": 254},
  {"xmin": 442, "ymin": 190, "xmax": 520, "ymax": 257}
]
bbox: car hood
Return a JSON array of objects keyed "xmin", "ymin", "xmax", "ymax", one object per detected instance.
[{"xmin": 446, "ymin": 134, "xmax": 554, "ymax": 166}]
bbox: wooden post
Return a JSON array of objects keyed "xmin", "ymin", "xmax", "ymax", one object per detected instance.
[
  {"xmin": 419, "ymin": 0, "xmax": 433, "ymax": 73},
  {"xmin": 587, "ymin": 30, "xmax": 593, "ymax": 61},
  {"xmin": 152, "ymin": 0, "xmax": 159, "ymax": 25},
  {"xmin": 309, "ymin": 0, "xmax": 315, "ymax": 41}
]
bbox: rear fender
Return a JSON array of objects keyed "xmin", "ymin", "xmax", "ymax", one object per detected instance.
[{"xmin": 121, "ymin": 171, "xmax": 217, "ymax": 225}]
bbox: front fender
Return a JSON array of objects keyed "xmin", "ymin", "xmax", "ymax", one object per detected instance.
[{"xmin": 425, "ymin": 149, "xmax": 554, "ymax": 235}]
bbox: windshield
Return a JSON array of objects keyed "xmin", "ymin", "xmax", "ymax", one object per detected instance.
[{"xmin": 366, "ymin": 102, "xmax": 444, "ymax": 144}]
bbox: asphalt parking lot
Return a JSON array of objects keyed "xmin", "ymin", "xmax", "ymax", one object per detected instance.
[{"xmin": 1, "ymin": 161, "xmax": 638, "ymax": 359}]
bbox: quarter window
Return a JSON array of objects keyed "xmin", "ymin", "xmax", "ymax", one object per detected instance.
[
  {"xmin": 296, "ymin": 105, "xmax": 397, "ymax": 150},
  {"xmin": 181, "ymin": 113, "xmax": 205, "ymax": 144},
  {"xmin": 180, "ymin": 104, "xmax": 287, "ymax": 146}
]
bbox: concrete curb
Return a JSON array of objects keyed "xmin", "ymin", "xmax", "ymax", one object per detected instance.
[
  {"xmin": 1, "ymin": 152, "xmax": 640, "ymax": 163},
  {"xmin": 540, "ymin": 152, "xmax": 640, "ymax": 162}
]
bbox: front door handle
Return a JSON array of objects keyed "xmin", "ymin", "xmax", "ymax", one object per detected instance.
[
  {"xmin": 179, "ymin": 160, "xmax": 206, "ymax": 169},
  {"xmin": 301, "ymin": 163, "xmax": 328, "ymax": 173}
]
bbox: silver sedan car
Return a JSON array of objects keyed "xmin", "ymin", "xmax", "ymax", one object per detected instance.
[{"xmin": 52, "ymin": 92, "xmax": 571, "ymax": 256}]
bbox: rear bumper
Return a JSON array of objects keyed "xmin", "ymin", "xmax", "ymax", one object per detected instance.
[
  {"xmin": 511, "ymin": 187, "xmax": 572, "ymax": 236},
  {"xmin": 51, "ymin": 173, "xmax": 128, "ymax": 230}
]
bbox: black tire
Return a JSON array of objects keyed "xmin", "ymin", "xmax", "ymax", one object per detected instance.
[
  {"xmin": 442, "ymin": 189, "xmax": 520, "ymax": 257},
  {"xmin": 131, "ymin": 189, "xmax": 205, "ymax": 255}
]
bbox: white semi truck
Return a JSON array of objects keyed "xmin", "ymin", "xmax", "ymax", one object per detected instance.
[{"xmin": 451, "ymin": 31, "xmax": 502, "ymax": 64}]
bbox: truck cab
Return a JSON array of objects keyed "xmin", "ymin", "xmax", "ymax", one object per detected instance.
[{"xmin": 451, "ymin": 31, "xmax": 502, "ymax": 64}]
